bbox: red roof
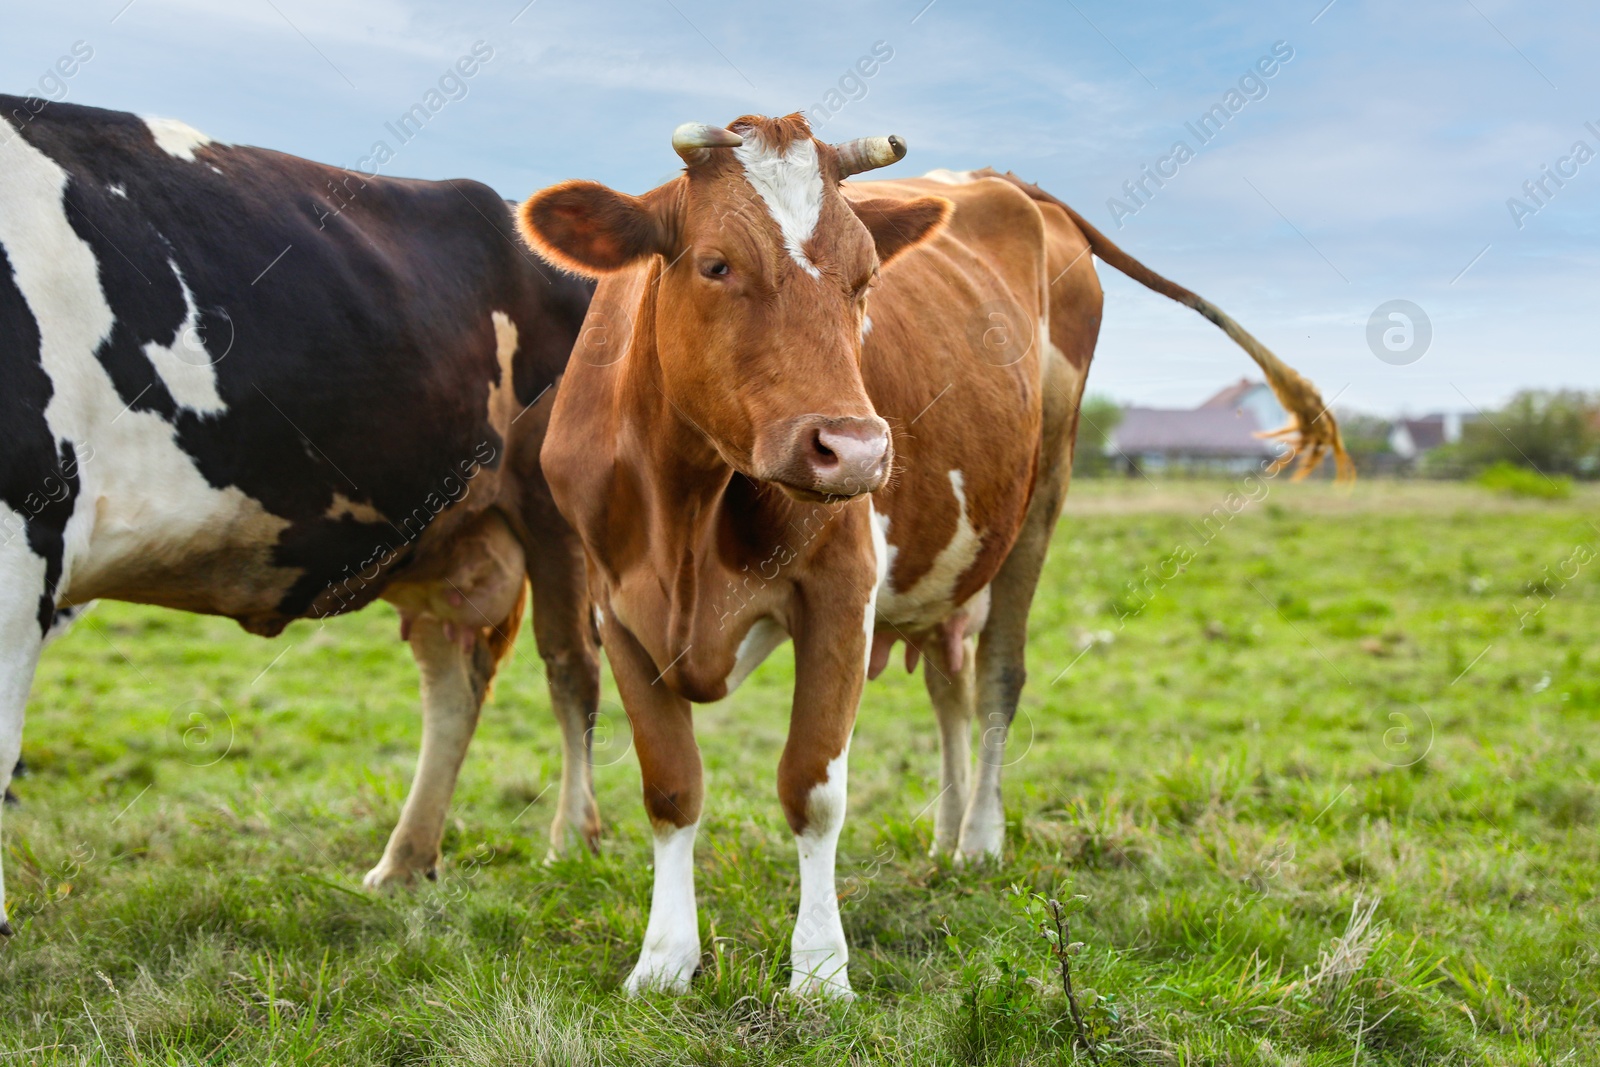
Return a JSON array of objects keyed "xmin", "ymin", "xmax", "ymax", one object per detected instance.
[
  {"xmin": 1198, "ymin": 378, "xmax": 1260, "ymax": 410},
  {"xmin": 1394, "ymin": 417, "xmax": 1448, "ymax": 451},
  {"xmin": 1112, "ymin": 406, "xmax": 1277, "ymax": 457}
]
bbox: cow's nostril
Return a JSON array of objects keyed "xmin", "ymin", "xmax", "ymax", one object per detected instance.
[{"xmin": 786, "ymin": 418, "xmax": 891, "ymax": 497}]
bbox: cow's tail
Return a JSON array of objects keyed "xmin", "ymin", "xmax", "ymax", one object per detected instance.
[{"xmin": 992, "ymin": 171, "xmax": 1353, "ymax": 481}]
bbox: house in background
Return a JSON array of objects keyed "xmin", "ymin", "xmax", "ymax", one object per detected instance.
[
  {"xmin": 1388, "ymin": 413, "xmax": 1464, "ymax": 460},
  {"xmin": 1101, "ymin": 378, "xmax": 1473, "ymax": 474},
  {"xmin": 1198, "ymin": 378, "xmax": 1288, "ymax": 433},
  {"xmin": 1107, "ymin": 379, "xmax": 1290, "ymax": 474}
]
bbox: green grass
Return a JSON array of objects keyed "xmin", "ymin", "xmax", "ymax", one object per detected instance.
[{"xmin": 2, "ymin": 478, "xmax": 1597, "ymax": 1065}]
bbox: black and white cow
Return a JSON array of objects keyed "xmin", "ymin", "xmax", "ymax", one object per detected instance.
[{"xmin": 0, "ymin": 97, "xmax": 602, "ymax": 934}]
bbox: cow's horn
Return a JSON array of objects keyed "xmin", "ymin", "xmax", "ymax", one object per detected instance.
[
  {"xmin": 672, "ymin": 123, "xmax": 743, "ymax": 166},
  {"xmin": 833, "ymin": 135, "xmax": 907, "ymax": 178}
]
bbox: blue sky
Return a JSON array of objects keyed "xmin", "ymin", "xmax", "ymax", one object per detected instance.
[{"xmin": 4, "ymin": 0, "xmax": 1594, "ymax": 416}]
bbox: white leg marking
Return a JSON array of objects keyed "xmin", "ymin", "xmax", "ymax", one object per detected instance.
[
  {"xmin": 927, "ymin": 640, "xmax": 975, "ymax": 856},
  {"xmin": 542, "ymin": 650, "xmax": 599, "ymax": 861},
  {"xmin": 626, "ymin": 822, "xmax": 701, "ymax": 995},
  {"xmin": 788, "ymin": 502, "xmax": 877, "ymax": 997},
  {"xmin": 370, "ymin": 517, "xmax": 526, "ymax": 881},
  {"xmin": 547, "ymin": 700, "xmax": 597, "ymax": 860},
  {"xmin": 0, "ymin": 508, "xmax": 49, "ymax": 934},
  {"xmin": 364, "ymin": 618, "xmax": 484, "ymax": 887},
  {"xmin": 960, "ymin": 703, "xmax": 1008, "ymax": 862},
  {"xmin": 790, "ymin": 748, "xmax": 853, "ymax": 999}
]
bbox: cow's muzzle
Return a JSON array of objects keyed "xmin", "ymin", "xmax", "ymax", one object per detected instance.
[{"xmin": 760, "ymin": 415, "xmax": 892, "ymax": 499}]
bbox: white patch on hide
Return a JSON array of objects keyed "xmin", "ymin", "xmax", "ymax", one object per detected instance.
[
  {"xmin": 143, "ymin": 117, "xmax": 217, "ymax": 162},
  {"xmin": 0, "ymin": 127, "xmax": 289, "ymax": 614},
  {"xmin": 142, "ymin": 262, "xmax": 226, "ymax": 415},
  {"xmin": 874, "ymin": 470, "xmax": 982, "ymax": 629}
]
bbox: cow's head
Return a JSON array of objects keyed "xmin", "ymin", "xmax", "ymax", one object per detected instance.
[{"xmin": 519, "ymin": 114, "xmax": 950, "ymax": 500}]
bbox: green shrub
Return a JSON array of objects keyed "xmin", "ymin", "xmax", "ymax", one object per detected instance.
[
  {"xmin": 1456, "ymin": 390, "xmax": 1599, "ymax": 477},
  {"xmin": 1476, "ymin": 461, "xmax": 1572, "ymax": 499},
  {"xmin": 1072, "ymin": 394, "xmax": 1125, "ymax": 477}
]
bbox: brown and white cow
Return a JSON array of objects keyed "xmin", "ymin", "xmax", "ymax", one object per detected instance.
[{"xmin": 518, "ymin": 114, "xmax": 1347, "ymax": 997}]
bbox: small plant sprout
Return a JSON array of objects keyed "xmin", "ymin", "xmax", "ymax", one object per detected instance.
[{"xmin": 1011, "ymin": 883, "xmax": 1101, "ymax": 1064}]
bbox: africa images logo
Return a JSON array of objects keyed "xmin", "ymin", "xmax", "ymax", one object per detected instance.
[{"xmin": 1106, "ymin": 41, "xmax": 1295, "ymax": 229}]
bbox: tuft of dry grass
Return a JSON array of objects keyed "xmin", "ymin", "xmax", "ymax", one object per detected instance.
[
  {"xmin": 1300, "ymin": 894, "xmax": 1385, "ymax": 1003},
  {"xmin": 434, "ymin": 978, "xmax": 608, "ymax": 1067}
]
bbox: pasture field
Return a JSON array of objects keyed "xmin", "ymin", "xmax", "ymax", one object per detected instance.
[{"xmin": 2, "ymin": 478, "xmax": 1597, "ymax": 1065}]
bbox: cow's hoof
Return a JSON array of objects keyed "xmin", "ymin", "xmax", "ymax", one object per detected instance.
[
  {"xmin": 362, "ymin": 859, "xmax": 431, "ymax": 890},
  {"xmin": 558, "ymin": 804, "xmax": 603, "ymax": 852},
  {"xmin": 953, "ymin": 846, "xmax": 1003, "ymax": 869},
  {"xmin": 950, "ymin": 838, "xmax": 1005, "ymax": 869},
  {"xmin": 623, "ymin": 946, "xmax": 699, "ymax": 996},
  {"xmin": 0, "ymin": 920, "xmax": 14, "ymax": 937},
  {"xmin": 954, "ymin": 823, "xmax": 1005, "ymax": 865},
  {"xmin": 543, "ymin": 821, "xmax": 602, "ymax": 866},
  {"xmin": 789, "ymin": 961, "xmax": 854, "ymax": 1001},
  {"xmin": 3, "ymin": 789, "xmax": 17, "ymax": 808}
]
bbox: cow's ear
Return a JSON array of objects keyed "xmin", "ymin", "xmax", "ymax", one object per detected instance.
[
  {"xmin": 519, "ymin": 180, "xmax": 671, "ymax": 276},
  {"xmin": 849, "ymin": 196, "xmax": 952, "ymax": 266}
]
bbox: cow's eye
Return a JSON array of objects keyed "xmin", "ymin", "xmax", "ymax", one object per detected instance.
[{"xmin": 703, "ymin": 260, "xmax": 731, "ymax": 278}]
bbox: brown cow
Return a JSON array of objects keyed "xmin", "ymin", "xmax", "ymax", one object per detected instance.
[{"xmin": 518, "ymin": 114, "xmax": 1347, "ymax": 998}]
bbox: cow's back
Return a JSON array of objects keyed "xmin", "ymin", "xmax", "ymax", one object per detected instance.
[{"xmin": 0, "ymin": 97, "xmax": 587, "ymax": 635}]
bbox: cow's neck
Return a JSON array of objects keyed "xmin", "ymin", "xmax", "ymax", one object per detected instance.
[
  {"xmin": 607, "ymin": 271, "xmax": 756, "ymax": 693},
  {"xmin": 618, "ymin": 271, "xmax": 734, "ymax": 524}
]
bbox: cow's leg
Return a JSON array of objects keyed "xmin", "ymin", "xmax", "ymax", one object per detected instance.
[
  {"xmin": 5, "ymin": 601, "xmax": 87, "ymax": 808},
  {"xmin": 961, "ymin": 581, "xmax": 1031, "ymax": 860},
  {"xmin": 0, "ymin": 521, "xmax": 49, "ymax": 934},
  {"xmin": 525, "ymin": 524, "xmax": 601, "ymax": 860},
  {"xmin": 366, "ymin": 513, "xmax": 527, "ymax": 888},
  {"xmin": 960, "ymin": 352, "xmax": 1084, "ymax": 862},
  {"xmin": 923, "ymin": 634, "xmax": 976, "ymax": 856},
  {"xmin": 783, "ymin": 553, "xmax": 874, "ymax": 999},
  {"xmin": 364, "ymin": 619, "xmax": 497, "ymax": 886},
  {"xmin": 605, "ymin": 617, "xmax": 704, "ymax": 996}
]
